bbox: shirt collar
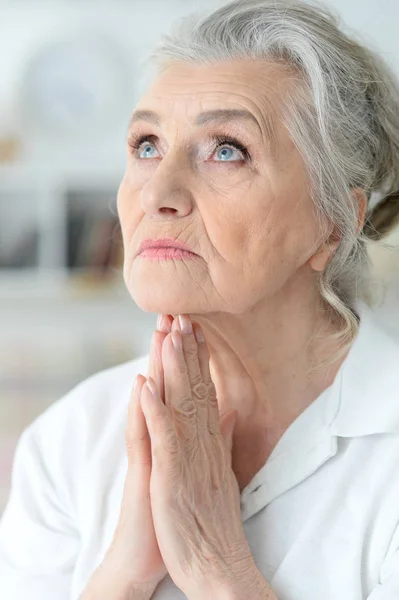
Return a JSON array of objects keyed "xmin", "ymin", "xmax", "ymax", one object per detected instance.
[
  {"xmin": 240, "ymin": 300, "xmax": 399, "ymax": 518},
  {"xmin": 328, "ymin": 299, "xmax": 399, "ymax": 438}
]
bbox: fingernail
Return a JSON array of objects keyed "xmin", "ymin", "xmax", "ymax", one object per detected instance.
[
  {"xmin": 178, "ymin": 314, "xmax": 193, "ymax": 334},
  {"xmin": 158, "ymin": 314, "xmax": 171, "ymax": 333},
  {"xmin": 172, "ymin": 330, "xmax": 183, "ymax": 351},
  {"xmin": 146, "ymin": 377, "xmax": 157, "ymax": 396},
  {"xmin": 194, "ymin": 325, "xmax": 205, "ymax": 343},
  {"xmin": 157, "ymin": 314, "xmax": 166, "ymax": 332},
  {"xmin": 133, "ymin": 374, "xmax": 140, "ymax": 393}
]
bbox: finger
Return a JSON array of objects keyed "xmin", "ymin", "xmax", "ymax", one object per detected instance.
[
  {"xmin": 146, "ymin": 315, "xmax": 173, "ymax": 403},
  {"xmin": 147, "ymin": 330, "xmax": 166, "ymax": 403},
  {"xmin": 192, "ymin": 322, "xmax": 212, "ymax": 384},
  {"xmin": 140, "ymin": 377, "xmax": 180, "ymax": 470},
  {"xmin": 162, "ymin": 331, "xmax": 197, "ymax": 442},
  {"xmin": 125, "ymin": 374, "xmax": 151, "ymax": 468},
  {"xmin": 172, "ymin": 315, "xmax": 208, "ymax": 429},
  {"xmin": 158, "ymin": 314, "xmax": 174, "ymax": 333},
  {"xmin": 193, "ymin": 323, "xmax": 221, "ymax": 435},
  {"xmin": 191, "ymin": 320, "xmax": 219, "ymax": 435}
]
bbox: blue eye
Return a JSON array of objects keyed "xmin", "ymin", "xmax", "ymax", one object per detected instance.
[
  {"xmin": 139, "ymin": 143, "xmax": 158, "ymax": 159},
  {"xmin": 215, "ymin": 146, "xmax": 237, "ymax": 161},
  {"xmin": 128, "ymin": 134, "xmax": 160, "ymax": 159},
  {"xmin": 212, "ymin": 136, "xmax": 251, "ymax": 162}
]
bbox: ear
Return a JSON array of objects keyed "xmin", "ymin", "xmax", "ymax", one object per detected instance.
[
  {"xmin": 352, "ymin": 187, "xmax": 367, "ymax": 234},
  {"xmin": 308, "ymin": 227, "xmax": 340, "ymax": 272},
  {"xmin": 309, "ymin": 187, "xmax": 367, "ymax": 272}
]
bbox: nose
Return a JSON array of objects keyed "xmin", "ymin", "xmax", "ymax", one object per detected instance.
[{"xmin": 140, "ymin": 160, "xmax": 194, "ymax": 219}]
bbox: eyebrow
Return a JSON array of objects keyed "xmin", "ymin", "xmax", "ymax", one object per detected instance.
[{"xmin": 128, "ymin": 108, "xmax": 275, "ymax": 147}]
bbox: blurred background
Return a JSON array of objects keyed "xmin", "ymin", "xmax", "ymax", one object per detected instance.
[{"xmin": 0, "ymin": 0, "xmax": 398, "ymax": 515}]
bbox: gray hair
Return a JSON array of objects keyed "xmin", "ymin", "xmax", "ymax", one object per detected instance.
[{"xmin": 139, "ymin": 0, "xmax": 399, "ymax": 357}]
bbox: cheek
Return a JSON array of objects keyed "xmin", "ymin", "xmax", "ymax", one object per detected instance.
[
  {"xmin": 206, "ymin": 180, "xmax": 319, "ymax": 285},
  {"xmin": 267, "ymin": 200, "xmax": 314, "ymax": 253},
  {"xmin": 201, "ymin": 194, "xmax": 255, "ymax": 268},
  {"xmin": 201, "ymin": 178, "xmax": 279, "ymax": 262},
  {"xmin": 254, "ymin": 163, "xmax": 320, "ymax": 269}
]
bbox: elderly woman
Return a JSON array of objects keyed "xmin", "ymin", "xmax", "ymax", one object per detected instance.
[{"xmin": 2, "ymin": 0, "xmax": 399, "ymax": 599}]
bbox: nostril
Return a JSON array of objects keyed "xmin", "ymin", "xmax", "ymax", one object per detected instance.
[{"xmin": 159, "ymin": 207, "xmax": 177, "ymax": 214}]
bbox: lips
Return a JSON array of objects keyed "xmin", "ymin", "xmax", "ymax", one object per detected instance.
[{"xmin": 138, "ymin": 237, "xmax": 196, "ymax": 255}]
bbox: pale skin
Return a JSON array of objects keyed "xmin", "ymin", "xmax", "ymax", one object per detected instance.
[{"xmin": 115, "ymin": 58, "xmax": 367, "ymax": 598}]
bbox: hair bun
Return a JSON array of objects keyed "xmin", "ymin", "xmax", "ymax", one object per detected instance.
[{"xmin": 363, "ymin": 192, "xmax": 399, "ymax": 241}]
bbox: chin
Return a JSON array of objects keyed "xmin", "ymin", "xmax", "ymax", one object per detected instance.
[
  {"xmin": 125, "ymin": 258, "xmax": 211, "ymax": 315},
  {"xmin": 126, "ymin": 277, "xmax": 200, "ymax": 315}
]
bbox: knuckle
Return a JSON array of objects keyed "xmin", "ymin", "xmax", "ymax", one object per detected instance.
[
  {"xmin": 184, "ymin": 344, "xmax": 198, "ymax": 360},
  {"xmin": 192, "ymin": 381, "xmax": 208, "ymax": 402},
  {"xmin": 177, "ymin": 396, "xmax": 197, "ymax": 416},
  {"xmin": 176, "ymin": 360, "xmax": 188, "ymax": 375},
  {"xmin": 161, "ymin": 430, "xmax": 180, "ymax": 456},
  {"xmin": 125, "ymin": 429, "xmax": 144, "ymax": 452}
]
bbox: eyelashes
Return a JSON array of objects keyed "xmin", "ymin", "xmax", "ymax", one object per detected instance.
[
  {"xmin": 128, "ymin": 133, "xmax": 157, "ymax": 153},
  {"xmin": 213, "ymin": 135, "xmax": 252, "ymax": 161},
  {"xmin": 127, "ymin": 132, "xmax": 252, "ymax": 162}
]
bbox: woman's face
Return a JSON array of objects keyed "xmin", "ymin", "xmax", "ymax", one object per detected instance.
[{"xmin": 117, "ymin": 59, "xmax": 325, "ymax": 316}]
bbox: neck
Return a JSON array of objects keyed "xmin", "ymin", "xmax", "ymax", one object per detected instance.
[{"xmin": 191, "ymin": 280, "xmax": 349, "ymax": 441}]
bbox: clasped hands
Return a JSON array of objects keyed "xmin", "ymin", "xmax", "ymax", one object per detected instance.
[{"xmin": 130, "ymin": 313, "xmax": 258, "ymax": 599}]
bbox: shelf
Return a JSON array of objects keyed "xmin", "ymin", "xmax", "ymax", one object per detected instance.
[
  {"xmin": 0, "ymin": 162, "xmax": 124, "ymax": 188},
  {"xmin": 0, "ymin": 165, "xmax": 123, "ymax": 274},
  {"xmin": 0, "ymin": 268, "xmax": 128, "ymax": 300}
]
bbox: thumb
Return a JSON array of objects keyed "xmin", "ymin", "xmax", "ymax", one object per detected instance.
[
  {"xmin": 125, "ymin": 374, "xmax": 152, "ymax": 469},
  {"xmin": 220, "ymin": 410, "xmax": 238, "ymax": 458}
]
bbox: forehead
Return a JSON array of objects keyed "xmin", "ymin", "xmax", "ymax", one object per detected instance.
[
  {"xmin": 134, "ymin": 59, "xmax": 294, "ymax": 152},
  {"xmin": 144, "ymin": 59, "xmax": 291, "ymax": 100}
]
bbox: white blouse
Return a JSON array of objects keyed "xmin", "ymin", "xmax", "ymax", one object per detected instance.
[{"xmin": 1, "ymin": 301, "xmax": 399, "ymax": 599}]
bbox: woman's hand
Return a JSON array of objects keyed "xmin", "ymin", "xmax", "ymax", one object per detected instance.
[
  {"xmin": 138, "ymin": 314, "xmax": 255, "ymax": 598},
  {"xmin": 102, "ymin": 316, "xmax": 174, "ymax": 593}
]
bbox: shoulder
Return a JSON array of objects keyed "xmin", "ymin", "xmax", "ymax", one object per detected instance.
[
  {"xmin": 14, "ymin": 354, "xmax": 150, "ymax": 496},
  {"xmin": 25, "ymin": 353, "xmax": 150, "ymax": 441},
  {"xmin": 329, "ymin": 301, "xmax": 399, "ymax": 437},
  {"xmin": 0, "ymin": 357, "xmax": 151, "ymax": 575}
]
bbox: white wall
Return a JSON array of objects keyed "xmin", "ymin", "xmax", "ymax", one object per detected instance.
[
  {"xmin": 0, "ymin": 0, "xmax": 220, "ymax": 169},
  {"xmin": 0, "ymin": 0, "xmax": 398, "ymax": 168}
]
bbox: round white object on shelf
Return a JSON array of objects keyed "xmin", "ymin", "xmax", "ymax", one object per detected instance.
[{"xmin": 17, "ymin": 33, "xmax": 131, "ymax": 138}]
